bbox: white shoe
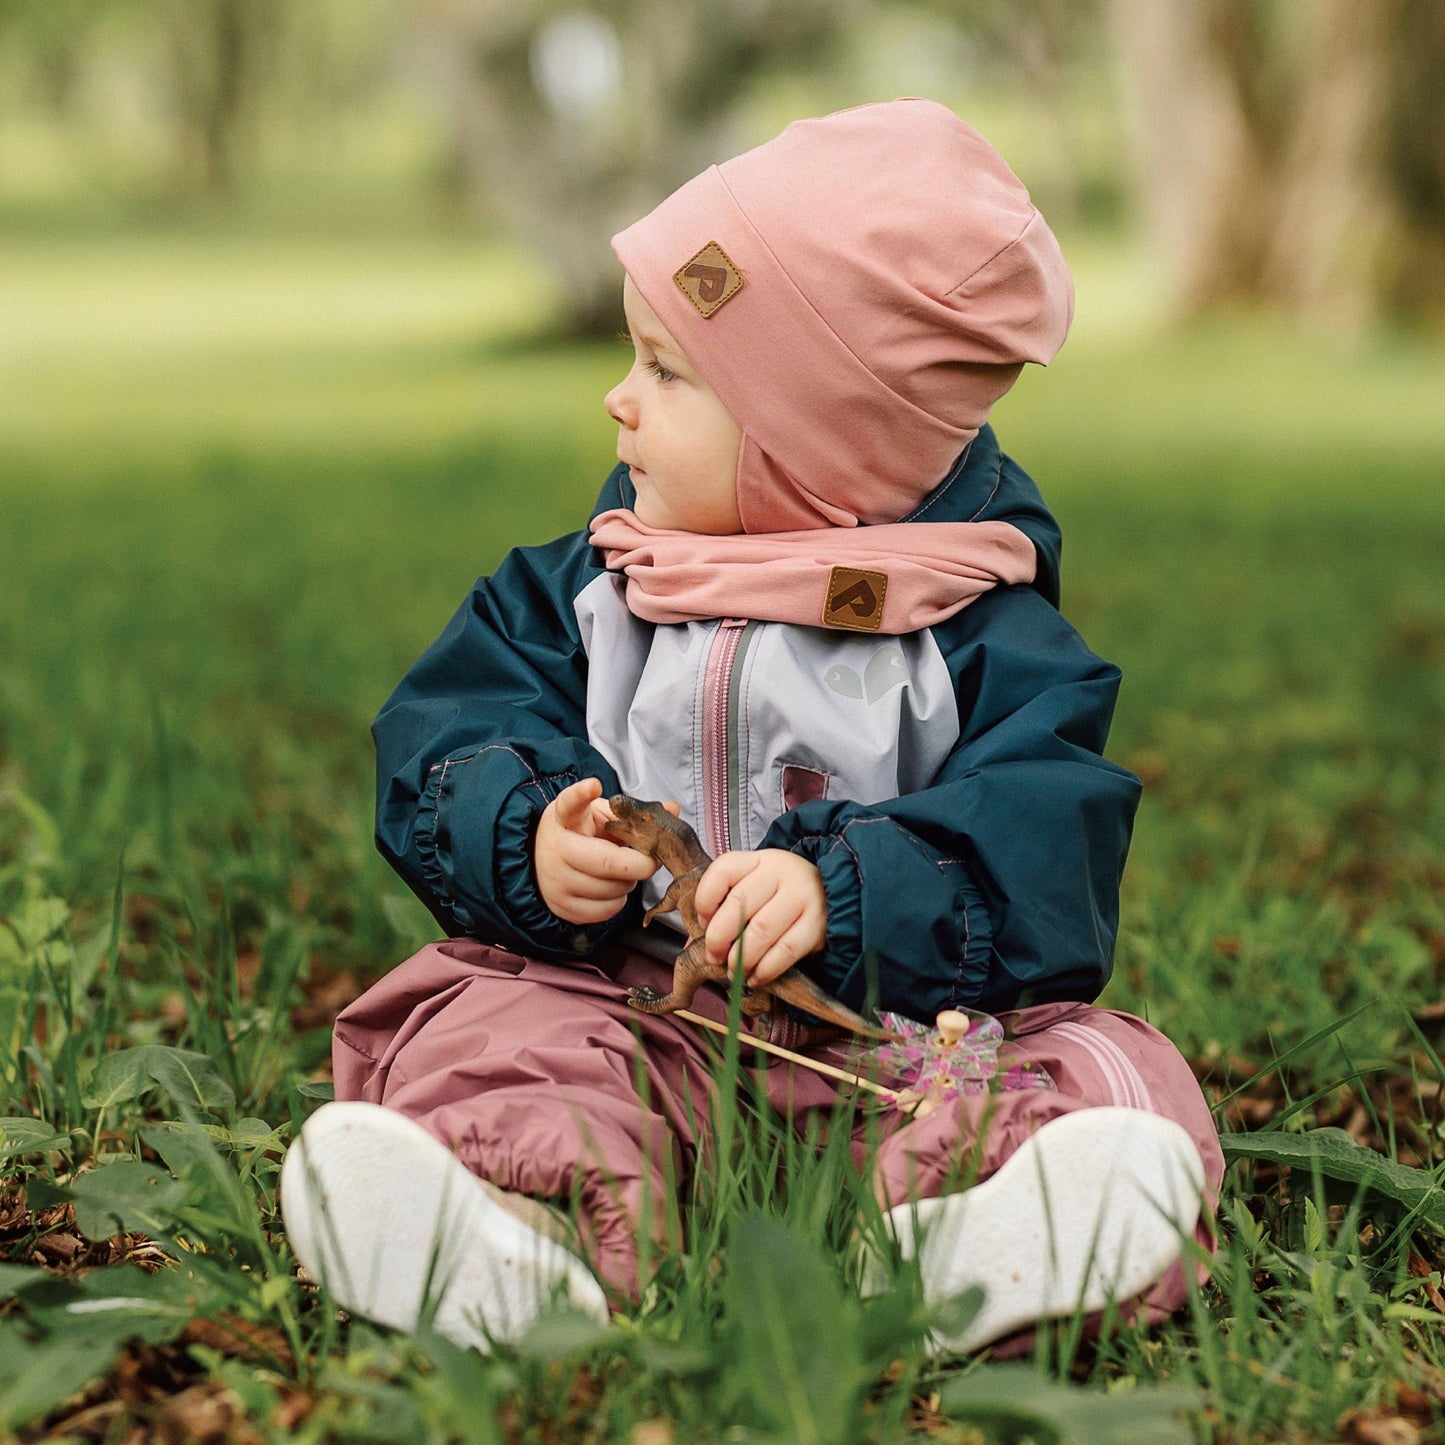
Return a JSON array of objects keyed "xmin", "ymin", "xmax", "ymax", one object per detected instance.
[
  {"xmin": 864, "ymin": 1106, "xmax": 1206, "ymax": 1354},
  {"xmin": 280, "ymin": 1101, "xmax": 608, "ymax": 1351}
]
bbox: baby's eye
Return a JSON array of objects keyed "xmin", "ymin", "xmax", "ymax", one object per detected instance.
[{"xmin": 645, "ymin": 358, "xmax": 677, "ymax": 383}]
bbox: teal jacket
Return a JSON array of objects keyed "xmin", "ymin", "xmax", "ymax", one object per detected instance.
[{"xmin": 373, "ymin": 427, "xmax": 1139, "ymax": 1020}]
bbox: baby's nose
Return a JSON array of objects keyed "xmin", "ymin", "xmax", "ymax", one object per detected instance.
[{"xmin": 604, "ymin": 378, "xmax": 634, "ymax": 426}]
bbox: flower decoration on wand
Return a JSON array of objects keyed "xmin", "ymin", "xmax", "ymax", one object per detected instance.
[{"xmin": 675, "ymin": 1004, "xmax": 1056, "ymax": 1115}]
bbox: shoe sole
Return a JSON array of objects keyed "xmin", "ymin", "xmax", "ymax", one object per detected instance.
[
  {"xmin": 280, "ymin": 1101, "xmax": 608, "ymax": 1351},
  {"xmin": 871, "ymin": 1106, "xmax": 1205, "ymax": 1353}
]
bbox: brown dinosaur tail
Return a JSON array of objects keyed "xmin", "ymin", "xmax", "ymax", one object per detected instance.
[{"xmin": 767, "ymin": 970, "xmax": 900, "ymax": 1042}]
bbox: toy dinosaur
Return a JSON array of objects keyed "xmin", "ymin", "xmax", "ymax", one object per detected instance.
[{"xmin": 602, "ymin": 794, "xmax": 897, "ymax": 1041}]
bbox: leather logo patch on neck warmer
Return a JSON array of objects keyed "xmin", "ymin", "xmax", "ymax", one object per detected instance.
[
  {"xmin": 823, "ymin": 565, "xmax": 888, "ymax": 632},
  {"xmin": 674, "ymin": 241, "xmax": 744, "ymax": 317}
]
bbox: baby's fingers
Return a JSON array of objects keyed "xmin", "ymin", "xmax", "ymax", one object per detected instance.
[
  {"xmin": 694, "ymin": 851, "xmax": 760, "ymax": 922},
  {"xmin": 549, "ymin": 890, "xmax": 630, "ymax": 925},
  {"xmin": 551, "ymin": 777, "xmax": 604, "ymax": 832},
  {"xmin": 745, "ymin": 912, "xmax": 822, "ymax": 987},
  {"xmin": 709, "ymin": 891, "xmax": 797, "ymax": 976},
  {"xmin": 564, "ymin": 832, "xmax": 657, "ymax": 884},
  {"xmin": 702, "ymin": 881, "xmax": 781, "ymax": 966}
]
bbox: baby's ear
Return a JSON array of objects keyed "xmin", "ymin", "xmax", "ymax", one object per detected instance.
[{"xmin": 663, "ymin": 800, "xmax": 681, "ymax": 817}]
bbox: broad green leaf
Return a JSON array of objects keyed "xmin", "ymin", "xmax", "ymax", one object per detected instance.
[
  {"xmin": 0, "ymin": 985, "xmax": 25, "ymax": 1087},
  {"xmin": 231, "ymin": 1116, "xmax": 287, "ymax": 1149},
  {"xmin": 313, "ymin": 1363, "xmax": 430, "ymax": 1444},
  {"xmin": 1219, "ymin": 1128, "xmax": 1445, "ymax": 1232},
  {"xmin": 0, "ymin": 894, "xmax": 69, "ymax": 959},
  {"xmin": 722, "ymin": 1213, "xmax": 868, "ymax": 1445},
  {"xmin": 139, "ymin": 1120, "xmax": 276, "ymax": 1234},
  {"xmin": 631, "ymin": 1336, "xmax": 713, "ymax": 1376},
  {"xmin": 0, "ymin": 1266, "xmax": 206, "ymax": 1431},
  {"xmin": 0, "ymin": 1263, "xmax": 48, "ymax": 1301},
  {"xmin": 143, "ymin": 1116, "xmax": 283, "ymax": 1163},
  {"xmin": 82, "ymin": 1045, "xmax": 235, "ymax": 1112},
  {"xmin": 141, "ymin": 1120, "xmax": 224, "ymax": 1180},
  {"xmin": 929, "ymin": 1285, "xmax": 985, "ymax": 1342},
  {"xmin": 0, "ymin": 1116, "xmax": 71, "ymax": 1161},
  {"xmin": 939, "ymin": 1363, "xmax": 1199, "ymax": 1444},
  {"xmin": 297, "ymin": 1081, "xmax": 335, "ymax": 1101},
  {"xmin": 6, "ymin": 792, "xmax": 62, "ymax": 870},
  {"xmin": 68, "ymin": 1160, "xmax": 186, "ymax": 1240},
  {"xmin": 511, "ymin": 1307, "xmax": 613, "ymax": 1361},
  {"xmin": 0, "ymin": 1319, "xmax": 128, "ymax": 1432},
  {"xmin": 63, "ymin": 1260, "xmax": 218, "ymax": 1316},
  {"xmin": 382, "ymin": 891, "xmax": 431, "ymax": 943},
  {"xmin": 858, "ymin": 1279, "xmax": 931, "ymax": 1362},
  {"xmin": 24, "ymin": 1176, "xmax": 71, "ymax": 1214},
  {"xmin": 413, "ymin": 1332, "xmax": 512, "ymax": 1445}
]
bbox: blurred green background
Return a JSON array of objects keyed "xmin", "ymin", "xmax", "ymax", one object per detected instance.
[
  {"xmin": 2, "ymin": 0, "xmax": 1443, "ymax": 1057},
  {"xmin": 5, "ymin": 11, "xmax": 1445, "ymax": 1433}
]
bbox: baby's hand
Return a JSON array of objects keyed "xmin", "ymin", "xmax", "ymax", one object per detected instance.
[
  {"xmin": 534, "ymin": 778, "xmax": 669, "ymax": 925},
  {"xmin": 694, "ymin": 849, "xmax": 827, "ymax": 988}
]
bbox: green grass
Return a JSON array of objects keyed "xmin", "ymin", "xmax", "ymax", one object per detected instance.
[{"xmin": 2, "ymin": 222, "xmax": 1445, "ymax": 1441}]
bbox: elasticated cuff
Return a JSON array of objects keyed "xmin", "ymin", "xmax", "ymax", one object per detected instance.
[
  {"xmin": 419, "ymin": 745, "xmax": 631, "ymax": 957},
  {"xmin": 492, "ymin": 770, "xmax": 630, "ymax": 958},
  {"xmin": 788, "ymin": 827, "xmax": 998, "ymax": 1021}
]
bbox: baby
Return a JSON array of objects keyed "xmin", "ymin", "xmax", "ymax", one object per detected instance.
[{"xmin": 282, "ymin": 99, "xmax": 1222, "ymax": 1355}]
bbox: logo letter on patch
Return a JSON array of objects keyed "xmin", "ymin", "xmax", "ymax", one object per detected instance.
[
  {"xmin": 674, "ymin": 242, "xmax": 744, "ymax": 318},
  {"xmin": 823, "ymin": 566, "xmax": 888, "ymax": 632}
]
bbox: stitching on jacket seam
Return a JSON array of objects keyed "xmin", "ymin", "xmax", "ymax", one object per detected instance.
[
  {"xmin": 837, "ymin": 814, "xmax": 937, "ymax": 863},
  {"xmin": 779, "ymin": 764, "xmax": 830, "ymax": 815},
  {"xmin": 435, "ymin": 754, "xmax": 461, "ymax": 805},
  {"xmin": 831, "ymin": 829, "xmax": 864, "ymax": 873},
  {"xmin": 899, "ymin": 439, "xmax": 974, "ymax": 523},
  {"xmin": 966, "ymin": 450, "xmax": 1004, "ymax": 521},
  {"xmin": 473, "ymin": 743, "xmax": 540, "ymax": 776},
  {"xmin": 950, "ymin": 878, "xmax": 973, "ymax": 1005},
  {"xmin": 335, "ymin": 1032, "xmax": 383, "ymax": 1066},
  {"xmin": 435, "ymin": 746, "xmax": 543, "ymax": 924},
  {"xmin": 830, "ymin": 818, "xmax": 978, "ymax": 1006},
  {"xmin": 906, "ymin": 467, "xmax": 955, "ymax": 522},
  {"xmin": 429, "ymin": 750, "xmax": 478, "ymax": 776}
]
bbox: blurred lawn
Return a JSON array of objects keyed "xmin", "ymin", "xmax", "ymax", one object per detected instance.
[{"xmin": 2, "ymin": 224, "xmax": 1443, "ymax": 1069}]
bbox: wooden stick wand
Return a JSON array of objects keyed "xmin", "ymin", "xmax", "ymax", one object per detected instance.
[{"xmin": 674, "ymin": 1008, "xmax": 903, "ymax": 1102}]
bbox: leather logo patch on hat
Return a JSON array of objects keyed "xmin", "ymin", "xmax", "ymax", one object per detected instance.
[
  {"xmin": 823, "ymin": 566, "xmax": 888, "ymax": 632},
  {"xmin": 674, "ymin": 241, "xmax": 744, "ymax": 318}
]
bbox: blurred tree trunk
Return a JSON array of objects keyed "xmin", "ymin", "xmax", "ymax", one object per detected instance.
[
  {"xmin": 1109, "ymin": 0, "xmax": 1445, "ymax": 329},
  {"xmin": 164, "ymin": 0, "xmax": 287, "ymax": 192},
  {"xmin": 1378, "ymin": 0, "xmax": 1445, "ymax": 318},
  {"xmin": 411, "ymin": 0, "xmax": 861, "ymax": 337}
]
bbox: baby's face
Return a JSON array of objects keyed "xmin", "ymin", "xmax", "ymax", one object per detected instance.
[{"xmin": 605, "ymin": 276, "xmax": 743, "ymax": 535}]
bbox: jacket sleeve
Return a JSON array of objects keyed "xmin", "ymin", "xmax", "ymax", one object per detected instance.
[
  {"xmin": 372, "ymin": 523, "xmax": 642, "ymax": 957},
  {"xmin": 760, "ymin": 584, "xmax": 1141, "ymax": 1018}
]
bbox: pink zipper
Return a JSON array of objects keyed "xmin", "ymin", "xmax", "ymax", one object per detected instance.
[{"xmin": 701, "ymin": 619, "xmax": 748, "ymax": 857}]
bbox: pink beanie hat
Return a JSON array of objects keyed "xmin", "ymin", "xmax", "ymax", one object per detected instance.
[{"xmin": 611, "ymin": 99, "xmax": 1073, "ymax": 534}]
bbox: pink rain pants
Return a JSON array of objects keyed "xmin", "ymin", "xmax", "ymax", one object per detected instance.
[{"xmin": 332, "ymin": 937, "xmax": 1223, "ymax": 1326}]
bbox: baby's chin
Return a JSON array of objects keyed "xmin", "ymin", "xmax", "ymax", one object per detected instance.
[{"xmin": 630, "ymin": 491, "xmax": 663, "ymax": 528}]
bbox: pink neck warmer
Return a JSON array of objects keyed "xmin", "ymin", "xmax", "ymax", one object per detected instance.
[{"xmin": 588, "ymin": 508, "xmax": 1036, "ymax": 635}]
